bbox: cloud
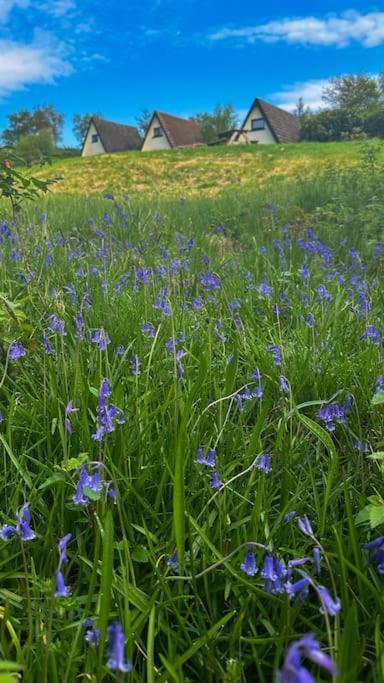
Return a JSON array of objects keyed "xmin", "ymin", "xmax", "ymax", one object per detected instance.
[
  {"xmin": 209, "ymin": 11, "xmax": 384, "ymax": 48},
  {"xmin": 0, "ymin": 0, "xmax": 29, "ymax": 22},
  {"xmin": 0, "ymin": 32, "xmax": 72, "ymax": 98},
  {"xmin": 271, "ymin": 79, "xmax": 330, "ymax": 112},
  {"xmin": 38, "ymin": 0, "xmax": 76, "ymax": 16}
]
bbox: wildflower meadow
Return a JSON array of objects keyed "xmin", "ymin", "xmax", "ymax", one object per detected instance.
[{"xmin": 1, "ymin": 153, "xmax": 384, "ymax": 681}]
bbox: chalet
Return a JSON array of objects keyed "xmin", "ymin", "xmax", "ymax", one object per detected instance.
[
  {"xmin": 141, "ymin": 111, "xmax": 203, "ymax": 151},
  {"xmin": 82, "ymin": 117, "xmax": 142, "ymax": 157},
  {"xmin": 234, "ymin": 98, "xmax": 300, "ymax": 145}
]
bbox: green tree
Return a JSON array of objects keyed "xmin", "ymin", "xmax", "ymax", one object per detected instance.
[
  {"xmin": 2, "ymin": 105, "xmax": 64, "ymax": 145},
  {"xmin": 72, "ymin": 112, "xmax": 102, "ymax": 147},
  {"xmin": 322, "ymin": 74, "xmax": 382, "ymax": 114},
  {"xmin": 135, "ymin": 108, "xmax": 152, "ymax": 137},
  {"xmin": 190, "ymin": 104, "xmax": 239, "ymax": 143},
  {"xmin": 14, "ymin": 129, "xmax": 55, "ymax": 164}
]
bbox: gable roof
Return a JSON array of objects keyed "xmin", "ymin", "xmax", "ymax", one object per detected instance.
[
  {"xmin": 240, "ymin": 98, "xmax": 301, "ymax": 143},
  {"xmin": 85, "ymin": 117, "xmax": 142, "ymax": 153},
  {"xmin": 147, "ymin": 111, "xmax": 203, "ymax": 148}
]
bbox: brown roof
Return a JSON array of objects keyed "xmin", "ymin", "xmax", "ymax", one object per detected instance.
[
  {"xmin": 90, "ymin": 117, "xmax": 142, "ymax": 152},
  {"xmin": 240, "ymin": 98, "xmax": 301, "ymax": 143},
  {"xmin": 150, "ymin": 111, "xmax": 203, "ymax": 148}
]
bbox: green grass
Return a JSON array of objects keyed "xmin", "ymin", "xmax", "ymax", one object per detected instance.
[
  {"xmin": 0, "ymin": 156, "xmax": 384, "ymax": 681},
  {"xmin": 30, "ymin": 139, "xmax": 384, "ymax": 199}
]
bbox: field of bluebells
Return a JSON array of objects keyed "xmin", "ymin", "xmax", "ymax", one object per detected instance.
[{"xmin": 1, "ymin": 158, "xmax": 384, "ymax": 682}]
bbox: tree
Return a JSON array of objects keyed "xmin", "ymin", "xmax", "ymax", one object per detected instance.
[
  {"xmin": 190, "ymin": 104, "xmax": 239, "ymax": 144},
  {"xmin": 2, "ymin": 105, "xmax": 64, "ymax": 146},
  {"xmin": 322, "ymin": 74, "xmax": 381, "ymax": 114},
  {"xmin": 72, "ymin": 113, "xmax": 102, "ymax": 147},
  {"xmin": 14, "ymin": 129, "xmax": 55, "ymax": 164},
  {"xmin": 135, "ymin": 108, "xmax": 152, "ymax": 137},
  {"xmin": 294, "ymin": 97, "xmax": 311, "ymax": 118}
]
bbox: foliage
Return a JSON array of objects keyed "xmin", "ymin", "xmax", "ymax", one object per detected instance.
[
  {"xmin": 13, "ymin": 129, "xmax": 55, "ymax": 164},
  {"xmin": 300, "ymin": 108, "xmax": 365, "ymax": 142},
  {"xmin": 190, "ymin": 104, "xmax": 239, "ymax": 143},
  {"xmin": 2, "ymin": 105, "xmax": 64, "ymax": 146},
  {"xmin": 363, "ymin": 109, "xmax": 384, "ymax": 138},
  {"xmin": 0, "ymin": 162, "xmax": 383, "ymax": 679},
  {"xmin": 135, "ymin": 107, "xmax": 152, "ymax": 137},
  {"xmin": 72, "ymin": 112, "xmax": 102, "ymax": 147},
  {"xmin": 322, "ymin": 73, "xmax": 384, "ymax": 113},
  {"xmin": 0, "ymin": 154, "xmax": 58, "ymax": 217}
]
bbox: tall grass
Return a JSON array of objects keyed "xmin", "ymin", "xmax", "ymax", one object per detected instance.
[{"xmin": 0, "ymin": 161, "xmax": 384, "ymax": 681}]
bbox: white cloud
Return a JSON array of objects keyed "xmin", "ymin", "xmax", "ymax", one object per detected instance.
[
  {"xmin": 0, "ymin": 32, "xmax": 72, "ymax": 98},
  {"xmin": 0, "ymin": 0, "xmax": 29, "ymax": 22},
  {"xmin": 209, "ymin": 11, "xmax": 384, "ymax": 48},
  {"xmin": 271, "ymin": 79, "xmax": 330, "ymax": 112}
]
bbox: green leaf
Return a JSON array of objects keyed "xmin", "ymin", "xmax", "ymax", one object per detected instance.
[
  {"xmin": 131, "ymin": 546, "xmax": 149, "ymax": 563},
  {"xmin": 61, "ymin": 453, "xmax": 89, "ymax": 472},
  {"xmin": 372, "ymin": 392, "xmax": 384, "ymax": 406},
  {"xmin": 38, "ymin": 473, "xmax": 66, "ymax": 491},
  {"xmin": 82, "ymin": 487, "xmax": 102, "ymax": 501}
]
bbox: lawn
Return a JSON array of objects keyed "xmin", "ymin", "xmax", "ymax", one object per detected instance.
[
  {"xmin": 0, "ymin": 149, "xmax": 384, "ymax": 681},
  {"xmin": 31, "ymin": 139, "xmax": 379, "ymax": 198}
]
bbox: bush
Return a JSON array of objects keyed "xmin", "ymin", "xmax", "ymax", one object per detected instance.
[
  {"xmin": 14, "ymin": 128, "xmax": 55, "ymax": 164},
  {"xmin": 300, "ymin": 108, "xmax": 364, "ymax": 142},
  {"xmin": 363, "ymin": 109, "xmax": 384, "ymax": 138}
]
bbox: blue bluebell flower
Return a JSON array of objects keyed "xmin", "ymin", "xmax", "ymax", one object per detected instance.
[
  {"xmin": 55, "ymin": 570, "xmax": 70, "ymax": 598},
  {"xmin": 316, "ymin": 585, "xmax": 341, "ymax": 616},
  {"xmin": 279, "ymin": 632, "xmax": 337, "ymax": 682},
  {"xmin": 361, "ymin": 325, "xmax": 381, "ymax": 344},
  {"xmin": 297, "ymin": 514, "xmax": 314, "ymax": 537},
  {"xmin": 9, "ymin": 341, "xmax": 26, "ymax": 360},
  {"xmin": 209, "ymin": 471, "xmax": 223, "ymax": 488},
  {"xmin": 364, "ymin": 536, "xmax": 384, "ymax": 574},
  {"xmin": 256, "ymin": 453, "xmax": 272, "ymax": 473},
  {"xmin": 107, "ymin": 623, "xmax": 132, "ymax": 673},
  {"xmin": 279, "ymin": 376, "xmax": 290, "ymax": 394},
  {"xmin": 240, "ymin": 550, "xmax": 258, "ymax": 576},
  {"xmin": 196, "ymin": 447, "xmax": 216, "ymax": 467}
]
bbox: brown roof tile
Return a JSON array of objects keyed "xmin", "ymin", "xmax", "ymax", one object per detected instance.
[
  {"xmin": 154, "ymin": 111, "xmax": 203, "ymax": 148},
  {"xmin": 92, "ymin": 117, "xmax": 142, "ymax": 152}
]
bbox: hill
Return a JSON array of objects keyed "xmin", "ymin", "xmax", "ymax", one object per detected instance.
[{"xmin": 32, "ymin": 140, "xmax": 376, "ymax": 198}]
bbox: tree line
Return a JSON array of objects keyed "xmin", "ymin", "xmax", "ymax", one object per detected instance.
[{"xmin": 1, "ymin": 73, "xmax": 383, "ymax": 162}]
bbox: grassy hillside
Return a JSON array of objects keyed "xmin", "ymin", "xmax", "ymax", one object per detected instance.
[{"xmin": 32, "ymin": 140, "xmax": 378, "ymax": 198}]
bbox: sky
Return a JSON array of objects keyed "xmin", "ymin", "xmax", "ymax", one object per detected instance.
[{"xmin": 0, "ymin": 0, "xmax": 383, "ymax": 145}]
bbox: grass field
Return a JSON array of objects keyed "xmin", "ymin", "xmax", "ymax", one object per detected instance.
[
  {"xmin": 1, "ymin": 145, "xmax": 384, "ymax": 681},
  {"xmin": 31, "ymin": 139, "xmax": 380, "ymax": 198}
]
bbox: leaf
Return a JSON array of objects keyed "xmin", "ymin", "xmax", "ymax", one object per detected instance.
[
  {"xmin": 38, "ymin": 473, "xmax": 66, "ymax": 491},
  {"xmin": 82, "ymin": 487, "xmax": 102, "ymax": 502},
  {"xmin": 372, "ymin": 392, "xmax": 384, "ymax": 406},
  {"xmin": 369, "ymin": 506, "xmax": 384, "ymax": 529},
  {"xmin": 131, "ymin": 546, "xmax": 149, "ymax": 563},
  {"xmin": 60, "ymin": 453, "xmax": 89, "ymax": 472}
]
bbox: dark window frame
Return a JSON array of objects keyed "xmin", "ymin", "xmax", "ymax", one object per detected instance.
[
  {"xmin": 91, "ymin": 133, "xmax": 99, "ymax": 143},
  {"xmin": 153, "ymin": 126, "xmax": 163, "ymax": 138},
  {"xmin": 251, "ymin": 118, "xmax": 265, "ymax": 131}
]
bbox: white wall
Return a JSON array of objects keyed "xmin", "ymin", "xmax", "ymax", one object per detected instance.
[
  {"xmin": 82, "ymin": 122, "xmax": 106, "ymax": 157},
  {"xmin": 142, "ymin": 115, "xmax": 171, "ymax": 151},
  {"xmin": 241, "ymin": 104, "xmax": 276, "ymax": 144}
]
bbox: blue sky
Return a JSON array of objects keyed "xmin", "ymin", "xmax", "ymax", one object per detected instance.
[{"xmin": 0, "ymin": 1, "xmax": 383, "ymax": 145}]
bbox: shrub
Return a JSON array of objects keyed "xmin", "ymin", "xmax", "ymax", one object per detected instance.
[{"xmin": 14, "ymin": 128, "xmax": 55, "ymax": 164}]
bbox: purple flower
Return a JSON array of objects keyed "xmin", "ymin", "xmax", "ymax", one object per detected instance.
[
  {"xmin": 115, "ymin": 345, "xmax": 125, "ymax": 356},
  {"xmin": 65, "ymin": 401, "xmax": 78, "ymax": 435},
  {"xmin": 375, "ymin": 375, "xmax": 384, "ymax": 394},
  {"xmin": 316, "ymin": 585, "xmax": 341, "ymax": 616},
  {"xmin": 201, "ymin": 272, "xmax": 220, "ymax": 291},
  {"xmin": 209, "ymin": 471, "xmax": 223, "ymax": 488},
  {"xmin": 361, "ymin": 325, "xmax": 381, "ymax": 345},
  {"xmin": 279, "ymin": 633, "xmax": 337, "ymax": 682},
  {"xmin": 9, "ymin": 341, "xmax": 26, "ymax": 360},
  {"xmin": 176, "ymin": 350, "xmax": 187, "ymax": 379},
  {"xmin": 42, "ymin": 334, "xmax": 54, "ymax": 355},
  {"xmin": 364, "ymin": 536, "xmax": 384, "ymax": 574},
  {"xmin": 240, "ymin": 550, "xmax": 258, "ymax": 576},
  {"xmin": 279, "ymin": 376, "xmax": 290, "ymax": 394},
  {"xmin": 354, "ymin": 440, "xmax": 369, "ymax": 453},
  {"xmin": 267, "ymin": 344, "xmax": 282, "ymax": 366},
  {"xmin": 90, "ymin": 328, "xmax": 111, "ymax": 351},
  {"xmin": 91, "ymin": 378, "xmax": 124, "ymax": 442},
  {"xmin": 0, "ymin": 524, "xmax": 17, "ymax": 541},
  {"xmin": 73, "ymin": 467, "xmax": 91, "ymax": 505},
  {"xmin": 16, "ymin": 504, "xmax": 35, "ymax": 541},
  {"xmin": 74, "ymin": 313, "xmax": 84, "ymax": 341},
  {"xmin": 256, "ymin": 453, "xmax": 272, "ymax": 473},
  {"xmin": 131, "ymin": 355, "xmax": 141, "ymax": 376},
  {"xmin": 305, "ymin": 312, "xmax": 314, "ymax": 328},
  {"xmin": 55, "ymin": 570, "xmax": 70, "ymax": 598},
  {"xmin": 261, "ymin": 554, "xmax": 286, "ymax": 594},
  {"xmin": 166, "ymin": 553, "xmax": 179, "ymax": 572},
  {"xmin": 154, "ymin": 291, "xmax": 171, "ymax": 316},
  {"xmin": 57, "ymin": 533, "xmax": 72, "ymax": 567},
  {"xmin": 284, "ymin": 511, "xmax": 296, "ymax": 523},
  {"xmin": 318, "ymin": 400, "xmax": 348, "ymax": 431},
  {"xmin": 315, "ymin": 284, "xmax": 333, "ymax": 303},
  {"xmin": 196, "ymin": 447, "xmax": 216, "ymax": 467},
  {"xmin": 48, "ymin": 314, "xmax": 66, "ymax": 336},
  {"xmin": 297, "ymin": 514, "xmax": 314, "ymax": 537},
  {"xmin": 85, "ymin": 626, "xmax": 101, "ymax": 646},
  {"xmin": 107, "ymin": 623, "xmax": 131, "ymax": 673},
  {"xmin": 285, "ymin": 576, "xmax": 310, "ymax": 601}
]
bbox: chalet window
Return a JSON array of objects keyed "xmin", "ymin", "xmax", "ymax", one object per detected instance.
[
  {"xmin": 153, "ymin": 127, "xmax": 163, "ymax": 138},
  {"xmin": 251, "ymin": 118, "xmax": 265, "ymax": 131},
  {"xmin": 91, "ymin": 133, "xmax": 99, "ymax": 143}
]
